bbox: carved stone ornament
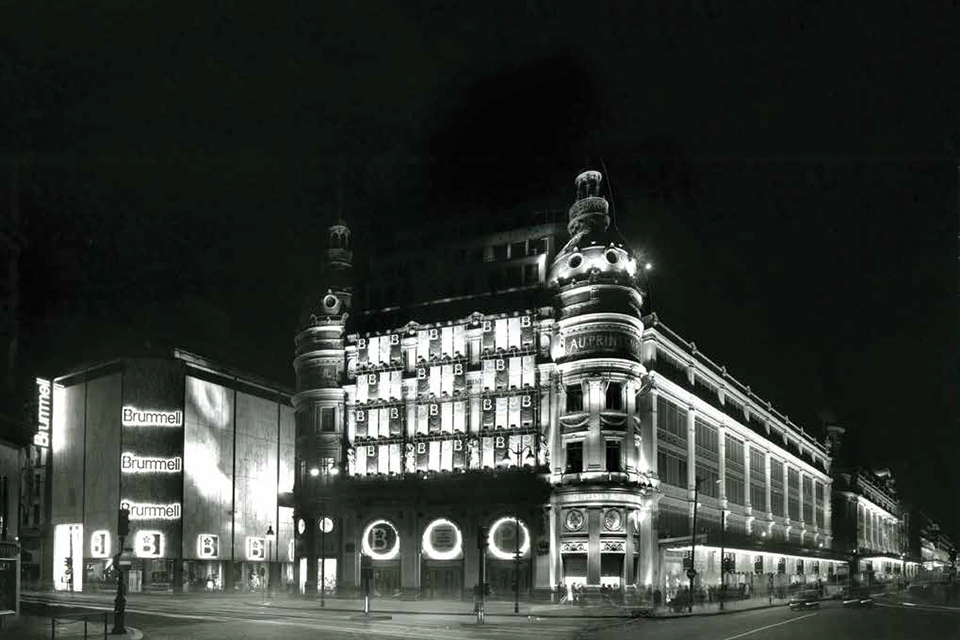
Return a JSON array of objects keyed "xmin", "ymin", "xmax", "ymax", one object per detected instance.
[
  {"xmin": 600, "ymin": 540, "xmax": 625, "ymax": 553},
  {"xmin": 564, "ymin": 509, "xmax": 585, "ymax": 532},
  {"xmin": 603, "ymin": 509, "xmax": 623, "ymax": 531},
  {"xmin": 560, "ymin": 540, "xmax": 587, "ymax": 554}
]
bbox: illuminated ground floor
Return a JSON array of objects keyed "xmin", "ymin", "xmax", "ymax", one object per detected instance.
[{"xmin": 293, "ymin": 474, "xmax": 847, "ymax": 600}]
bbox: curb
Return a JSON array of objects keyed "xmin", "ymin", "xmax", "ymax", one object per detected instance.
[
  {"xmin": 649, "ymin": 602, "xmax": 784, "ymax": 619},
  {"xmin": 244, "ymin": 600, "xmax": 639, "ymax": 619}
]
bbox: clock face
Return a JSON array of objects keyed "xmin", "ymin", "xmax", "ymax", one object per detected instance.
[
  {"xmin": 564, "ymin": 509, "xmax": 585, "ymax": 532},
  {"xmin": 603, "ymin": 509, "xmax": 622, "ymax": 531},
  {"xmin": 297, "ymin": 519, "xmax": 306, "ymax": 535}
]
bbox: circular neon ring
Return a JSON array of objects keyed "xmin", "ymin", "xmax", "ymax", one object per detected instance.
[
  {"xmin": 318, "ymin": 516, "xmax": 334, "ymax": 533},
  {"xmin": 487, "ymin": 517, "xmax": 530, "ymax": 560},
  {"xmin": 422, "ymin": 518, "xmax": 463, "ymax": 561},
  {"xmin": 361, "ymin": 519, "xmax": 400, "ymax": 560}
]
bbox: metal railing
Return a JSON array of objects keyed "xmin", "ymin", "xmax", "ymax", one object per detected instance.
[{"xmin": 50, "ymin": 611, "xmax": 108, "ymax": 640}]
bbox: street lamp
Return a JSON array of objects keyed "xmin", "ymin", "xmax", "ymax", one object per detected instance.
[
  {"xmin": 265, "ymin": 526, "xmax": 275, "ymax": 600},
  {"xmin": 688, "ymin": 476, "xmax": 702, "ymax": 613},
  {"xmin": 317, "ymin": 461, "xmax": 338, "ymax": 608},
  {"xmin": 510, "ymin": 444, "xmax": 535, "ymax": 613}
]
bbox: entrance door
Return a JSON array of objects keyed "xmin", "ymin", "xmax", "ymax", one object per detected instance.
[
  {"xmin": 372, "ymin": 564, "xmax": 400, "ymax": 597},
  {"xmin": 422, "ymin": 564, "xmax": 462, "ymax": 599}
]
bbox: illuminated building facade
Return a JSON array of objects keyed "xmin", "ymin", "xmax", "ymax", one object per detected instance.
[
  {"xmin": 46, "ymin": 349, "xmax": 295, "ymax": 593},
  {"xmin": 293, "ymin": 169, "xmax": 847, "ymax": 599},
  {"xmin": 828, "ymin": 434, "xmax": 914, "ymax": 583}
]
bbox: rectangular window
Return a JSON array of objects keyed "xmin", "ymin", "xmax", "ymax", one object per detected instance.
[
  {"xmin": 605, "ymin": 382, "xmax": 623, "ymax": 411},
  {"xmin": 34, "ymin": 473, "xmax": 41, "ymax": 496},
  {"xmin": 509, "ymin": 241, "xmax": 526, "ymax": 259},
  {"xmin": 787, "ymin": 468, "xmax": 800, "ymax": 521},
  {"xmin": 493, "ymin": 244, "xmax": 508, "ymax": 261},
  {"xmin": 605, "ymin": 440, "xmax": 622, "ymax": 472},
  {"xmin": 802, "ymin": 475, "xmax": 813, "ymax": 524},
  {"xmin": 524, "ymin": 262, "xmax": 540, "ymax": 284},
  {"xmin": 749, "ymin": 449, "xmax": 766, "ymax": 512},
  {"xmin": 814, "ymin": 482, "xmax": 824, "ymax": 529},
  {"xmin": 33, "ymin": 503, "xmax": 40, "ymax": 524},
  {"xmin": 319, "ymin": 407, "xmax": 335, "ymax": 433},
  {"xmin": 770, "ymin": 458, "xmax": 784, "ymax": 516},
  {"xmin": 656, "ymin": 397, "xmax": 688, "ymax": 442},
  {"xmin": 566, "ymin": 441, "xmax": 584, "ymax": 473},
  {"xmin": 725, "ymin": 435, "xmax": 745, "ymax": 506},
  {"xmin": 695, "ymin": 418, "xmax": 719, "ymax": 498},
  {"xmin": 566, "ymin": 384, "xmax": 584, "ymax": 412},
  {"xmin": 657, "ymin": 450, "xmax": 688, "ymax": 489}
]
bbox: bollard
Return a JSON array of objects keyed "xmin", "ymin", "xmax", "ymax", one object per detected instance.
[
  {"xmin": 104, "ymin": 612, "xmax": 108, "ymax": 639},
  {"xmin": 51, "ymin": 617, "xmax": 55, "ymax": 640},
  {"xmin": 84, "ymin": 617, "xmax": 88, "ymax": 639}
]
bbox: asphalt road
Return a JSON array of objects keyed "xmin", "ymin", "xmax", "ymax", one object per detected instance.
[
  {"xmin": 585, "ymin": 599, "xmax": 960, "ymax": 640},
  {"xmin": 20, "ymin": 592, "xmax": 603, "ymax": 640},
  {"xmin": 18, "ymin": 592, "xmax": 960, "ymax": 640}
]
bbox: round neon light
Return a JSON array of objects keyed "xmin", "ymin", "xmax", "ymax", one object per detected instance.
[
  {"xmin": 318, "ymin": 517, "xmax": 334, "ymax": 533},
  {"xmin": 361, "ymin": 519, "xmax": 400, "ymax": 560},
  {"xmin": 422, "ymin": 519, "xmax": 462, "ymax": 561},
  {"xmin": 297, "ymin": 519, "xmax": 306, "ymax": 534},
  {"xmin": 487, "ymin": 517, "xmax": 530, "ymax": 560}
]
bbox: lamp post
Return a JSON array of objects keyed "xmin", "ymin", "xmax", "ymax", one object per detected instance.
[
  {"xmin": 688, "ymin": 476, "xmax": 702, "ymax": 613},
  {"xmin": 510, "ymin": 444, "xmax": 535, "ymax": 614},
  {"xmin": 314, "ymin": 461, "xmax": 338, "ymax": 608},
  {"xmin": 719, "ymin": 508, "xmax": 726, "ymax": 611},
  {"xmin": 265, "ymin": 526, "xmax": 275, "ymax": 599}
]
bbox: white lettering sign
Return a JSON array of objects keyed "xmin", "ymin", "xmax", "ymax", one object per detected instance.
[
  {"xmin": 120, "ymin": 500, "xmax": 182, "ymax": 520},
  {"xmin": 91, "ymin": 530, "xmax": 110, "ymax": 558},
  {"xmin": 135, "ymin": 530, "xmax": 164, "ymax": 558},
  {"xmin": 246, "ymin": 537, "xmax": 266, "ymax": 561},
  {"xmin": 34, "ymin": 378, "xmax": 51, "ymax": 448},
  {"xmin": 122, "ymin": 406, "xmax": 183, "ymax": 427},
  {"xmin": 197, "ymin": 534, "xmax": 219, "ymax": 558},
  {"xmin": 121, "ymin": 453, "xmax": 182, "ymax": 473}
]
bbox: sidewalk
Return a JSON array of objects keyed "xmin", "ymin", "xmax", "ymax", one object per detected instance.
[
  {"xmin": 651, "ymin": 597, "xmax": 786, "ymax": 618},
  {"xmin": 241, "ymin": 593, "xmax": 642, "ymax": 618},
  {"xmin": 0, "ymin": 613, "xmax": 142, "ymax": 640}
]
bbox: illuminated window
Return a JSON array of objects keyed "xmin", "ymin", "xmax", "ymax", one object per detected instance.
[
  {"xmin": 605, "ymin": 383, "xmax": 622, "ymax": 411},
  {"xmin": 565, "ymin": 441, "xmax": 583, "ymax": 473},
  {"xmin": 566, "ymin": 385, "xmax": 583, "ymax": 412},
  {"xmin": 605, "ymin": 440, "xmax": 621, "ymax": 472}
]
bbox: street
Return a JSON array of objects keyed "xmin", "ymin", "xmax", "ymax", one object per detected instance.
[
  {"xmin": 13, "ymin": 592, "xmax": 960, "ymax": 640},
  {"xmin": 585, "ymin": 599, "xmax": 960, "ymax": 640},
  {"xmin": 18, "ymin": 591, "xmax": 608, "ymax": 640}
]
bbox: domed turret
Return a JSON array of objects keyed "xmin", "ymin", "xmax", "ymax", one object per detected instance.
[{"xmin": 548, "ymin": 170, "xmax": 643, "ymax": 315}]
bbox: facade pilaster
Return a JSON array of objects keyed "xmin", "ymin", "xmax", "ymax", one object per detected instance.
[
  {"xmin": 687, "ymin": 406, "xmax": 696, "ymax": 496},
  {"xmin": 718, "ymin": 425, "xmax": 727, "ymax": 506}
]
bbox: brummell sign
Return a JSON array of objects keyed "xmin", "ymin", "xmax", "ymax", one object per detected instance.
[{"xmin": 560, "ymin": 331, "xmax": 642, "ymax": 361}]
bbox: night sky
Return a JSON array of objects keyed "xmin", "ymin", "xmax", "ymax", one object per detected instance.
[{"xmin": 4, "ymin": 3, "xmax": 957, "ymax": 534}]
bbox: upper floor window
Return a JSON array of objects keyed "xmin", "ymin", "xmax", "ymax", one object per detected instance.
[
  {"xmin": 319, "ymin": 408, "xmax": 336, "ymax": 433},
  {"xmin": 509, "ymin": 241, "xmax": 526, "ymax": 259},
  {"xmin": 493, "ymin": 244, "xmax": 508, "ymax": 261},
  {"xmin": 566, "ymin": 441, "xmax": 584, "ymax": 473},
  {"xmin": 566, "ymin": 384, "xmax": 584, "ymax": 412},
  {"xmin": 605, "ymin": 439, "xmax": 622, "ymax": 472},
  {"xmin": 605, "ymin": 382, "xmax": 623, "ymax": 411}
]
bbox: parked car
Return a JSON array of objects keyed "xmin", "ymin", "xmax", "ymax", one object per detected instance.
[{"xmin": 788, "ymin": 590, "xmax": 822, "ymax": 610}]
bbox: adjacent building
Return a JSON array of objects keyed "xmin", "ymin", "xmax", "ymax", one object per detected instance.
[
  {"xmin": 45, "ymin": 348, "xmax": 294, "ymax": 593},
  {"xmin": 291, "ymin": 169, "xmax": 847, "ymax": 600}
]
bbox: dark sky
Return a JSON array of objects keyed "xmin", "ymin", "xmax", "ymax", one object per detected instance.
[{"xmin": 4, "ymin": 3, "xmax": 958, "ymax": 533}]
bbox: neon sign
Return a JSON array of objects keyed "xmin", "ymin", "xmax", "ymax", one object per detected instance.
[
  {"xmin": 122, "ymin": 406, "xmax": 183, "ymax": 427},
  {"xmin": 197, "ymin": 534, "xmax": 219, "ymax": 558},
  {"xmin": 135, "ymin": 530, "xmax": 164, "ymax": 558},
  {"xmin": 34, "ymin": 378, "xmax": 51, "ymax": 447},
  {"xmin": 422, "ymin": 519, "xmax": 462, "ymax": 561},
  {"xmin": 120, "ymin": 500, "xmax": 181, "ymax": 520},
  {"xmin": 91, "ymin": 530, "xmax": 110, "ymax": 558},
  {"xmin": 361, "ymin": 519, "xmax": 400, "ymax": 560},
  {"xmin": 246, "ymin": 537, "xmax": 266, "ymax": 561},
  {"xmin": 487, "ymin": 517, "xmax": 530, "ymax": 560},
  {"xmin": 121, "ymin": 453, "xmax": 182, "ymax": 473}
]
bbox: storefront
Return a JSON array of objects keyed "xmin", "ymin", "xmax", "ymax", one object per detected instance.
[{"xmin": 48, "ymin": 350, "xmax": 295, "ymax": 593}]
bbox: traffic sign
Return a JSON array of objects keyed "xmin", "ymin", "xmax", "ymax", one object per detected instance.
[{"xmin": 686, "ymin": 569, "xmax": 697, "ymax": 579}]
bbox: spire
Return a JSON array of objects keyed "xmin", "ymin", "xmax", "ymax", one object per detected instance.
[{"xmin": 567, "ymin": 169, "xmax": 610, "ymax": 237}]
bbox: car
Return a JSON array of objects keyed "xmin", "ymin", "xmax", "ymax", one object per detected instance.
[
  {"xmin": 788, "ymin": 590, "xmax": 822, "ymax": 610},
  {"xmin": 842, "ymin": 589, "xmax": 874, "ymax": 608}
]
